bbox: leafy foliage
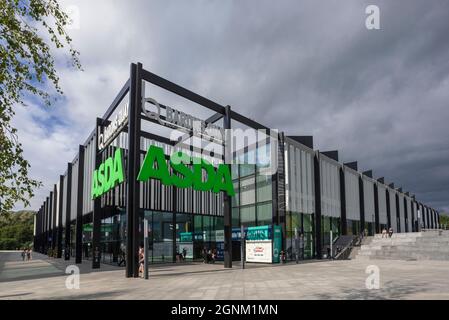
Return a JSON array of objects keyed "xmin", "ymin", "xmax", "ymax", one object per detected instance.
[
  {"xmin": 0, "ymin": 210, "xmax": 35, "ymax": 249},
  {"xmin": 0, "ymin": 0, "xmax": 81, "ymax": 214},
  {"xmin": 439, "ymin": 214, "xmax": 449, "ymax": 229}
]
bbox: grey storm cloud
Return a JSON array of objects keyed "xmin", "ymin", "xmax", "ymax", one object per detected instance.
[{"xmin": 17, "ymin": 0, "xmax": 449, "ymax": 213}]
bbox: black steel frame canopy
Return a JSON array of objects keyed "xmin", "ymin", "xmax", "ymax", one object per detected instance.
[{"xmin": 91, "ymin": 62, "xmax": 278, "ymax": 277}]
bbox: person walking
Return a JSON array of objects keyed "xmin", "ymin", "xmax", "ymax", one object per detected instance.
[
  {"xmin": 381, "ymin": 228, "xmax": 387, "ymax": 238},
  {"xmin": 202, "ymin": 247, "xmax": 208, "ymax": 264},
  {"xmin": 28, "ymin": 248, "xmax": 32, "ymax": 261},
  {"xmin": 21, "ymin": 249, "xmax": 26, "ymax": 261},
  {"xmin": 138, "ymin": 245, "xmax": 145, "ymax": 277},
  {"xmin": 388, "ymin": 227, "xmax": 394, "ymax": 238},
  {"xmin": 182, "ymin": 248, "xmax": 187, "ymax": 261}
]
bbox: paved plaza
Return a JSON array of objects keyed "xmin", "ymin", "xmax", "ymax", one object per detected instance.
[{"xmin": 1, "ymin": 250, "xmax": 449, "ymax": 300}]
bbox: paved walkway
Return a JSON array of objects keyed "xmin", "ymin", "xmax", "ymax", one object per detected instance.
[{"xmin": 1, "ymin": 250, "xmax": 449, "ymax": 299}]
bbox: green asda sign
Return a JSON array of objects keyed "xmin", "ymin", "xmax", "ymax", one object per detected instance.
[
  {"xmin": 92, "ymin": 148, "xmax": 124, "ymax": 199},
  {"xmin": 138, "ymin": 145, "xmax": 235, "ymax": 197},
  {"xmin": 92, "ymin": 145, "xmax": 235, "ymax": 199}
]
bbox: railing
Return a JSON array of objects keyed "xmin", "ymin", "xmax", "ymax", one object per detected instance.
[{"xmin": 333, "ymin": 235, "xmax": 359, "ymax": 260}]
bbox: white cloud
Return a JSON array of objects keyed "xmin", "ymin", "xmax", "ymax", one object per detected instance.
[{"xmin": 12, "ymin": 0, "xmax": 449, "ymax": 212}]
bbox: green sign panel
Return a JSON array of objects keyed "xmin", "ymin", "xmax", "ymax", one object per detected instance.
[
  {"xmin": 180, "ymin": 232, "xmax": 193, "ymax": 242},
  {"xmin": 272, "ymin": 225, "xmax": 282, "ymax": 263},
  {"xmin": 83, "ymin": 223, "xmax": 113, "ymax": 233},
  {"xmin": 92, "ymin": 145, "xmax": 235, "ymax": 199},
  {"xmin": 137, "ymin": 145, "xmax": 235, "ymax": 197},
  {"xmin": 246, "ymin": 225, "xmax": 271, "ymax": 241},
  {"xmin": 92, "ymin": 148, "xmax": 125, "ymax": 199}
]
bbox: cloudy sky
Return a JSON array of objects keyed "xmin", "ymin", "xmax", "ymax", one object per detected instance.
[{"xmin": 13, "ymin": 0, "xmax": 449, "ymax": 213}]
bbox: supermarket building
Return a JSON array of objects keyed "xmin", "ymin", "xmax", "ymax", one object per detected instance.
[{"xmin": 33, "ymin": 63, "xmax": 441, "ymax": 277}]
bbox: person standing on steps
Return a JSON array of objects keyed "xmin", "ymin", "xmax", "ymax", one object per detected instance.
[{"xmin": 388, "ymin": 227, "xmax": 394, "ymax": 238}]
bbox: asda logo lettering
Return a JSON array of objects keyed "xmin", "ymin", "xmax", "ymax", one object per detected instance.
[
  {"xmin": 137, "ymin": 145, "xmax": 235, "ymax": 197},
  {"xmin": 92, "ymin": 149, "xmax": 125, "ymax": 199}
]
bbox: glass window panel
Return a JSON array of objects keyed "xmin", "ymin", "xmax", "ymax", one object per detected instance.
[
  {"xmin": 240, "ymin": 205, "xmax": 256, "ymax": 227},
  {"xmin": 256, "ymin": 174, "xmax": 272, "ymax": 202},
  {"xmin": 240, "ymin": 164, "xmax": 255, "ymax": 177},
  {"xmin": 232, "ymin": 208, "xmax": 240, "ymax": 227},
  {"xmin": 257, "ymin": 202, "xmax": 272, "ymax": 226},
  {"xmin": 232, "ymin": 181, "xmax": 239, "ymax": 207},
  {"xmin": 240, "ymin": 176, "xmax": 255, "ymax": 205}
]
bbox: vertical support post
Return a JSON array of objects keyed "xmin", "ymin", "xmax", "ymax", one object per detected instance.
[
  {"xmin": 359, "ymin": 176, "xmax": 365, "ymax": 237},
  {"xmin": 65, "ymin": 163, "xmax": 72, "ymax": 260},
  {"xmin": 126, "ymin": 62, "xmax": 142, "ymax": 277},
  {"xmin": 395, "ymin": 193, "xmax": 400, "ymax": 232},
  {"xmin": 92, "ymin": 118, "xmax": 102, "ymax": 269},
  {"xmin": 144, "ymin": 218, "xmax": 149, "ymax": 279},
  {"xmin": 313, "ymin": 152, "xmax": 322, "ymax": 259},
  {"xmin": 223, "ymin": 105, "xmax": 232, "ymax": 268},
  {"xmin": 49, "ymin": 192, "xmax": 53, "ymax": 250},
  {"xmin": 339, "ymin": 168, "xmax": 347, "ymax": 235},
  {"xmin": 52, "ymin": 186, "xmax": 57, "ymax": 251},
  {"xmin": 75, "ymin": 145, "xmax": 85, "ymax": 264},
  {"xmin": 374, "ymin": 184, "xmax": 380, "ymax": 234},
  {"xmin": 294, "ymin": 227, "xmax": 299, "ymax": 264},
  {"xmin": 57, "ymin": 175, "xmax": 64, "ymax": 258},
  {"xmin": 330, "ymin": 230, "xmax": 333, "ymax": 259},
  {"xmin": 240, "ymin": 225, "xmax": 245, "ymax": 269}
]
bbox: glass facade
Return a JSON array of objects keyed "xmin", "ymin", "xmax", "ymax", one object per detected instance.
[{"xmin": 231, "ymin": 162, "xmax": 273, "ymax": 228}]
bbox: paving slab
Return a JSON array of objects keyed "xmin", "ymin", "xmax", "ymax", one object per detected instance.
[{"xmin": 1, "ymin": 250, "xmax": 449, "ymax": 300}]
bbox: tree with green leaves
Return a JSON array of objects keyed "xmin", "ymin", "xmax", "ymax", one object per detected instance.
[{"xmin": 0, "ymin": 0, "xmax": 81, "ymax": 215}]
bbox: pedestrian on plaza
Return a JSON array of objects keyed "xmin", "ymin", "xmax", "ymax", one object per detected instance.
[
  {"xmin": 207, "ymin": 249, "xmax": 212, "ymax": 263},
  {"xmin": 118, "ymin": 244, "xmax": 126, "ymax": 267},
  {"xmin": 202, "ymin": 247, "xmax": 207, "ymax": 263},
  {"xmin": 26, "ymin": 248, "xmax": 31, "ymax": 261},
  {"xmin": 388, "ymin": 227, "xmax": 394, "ymax": 238},
  {"xmin": 381, "ymin": 228, "xmax": 387, "ymax": 238},
  {"xmin": 21, "ymin": 249, "xmax": 26, "ymax": 261},
  {"xmin": 138, "ymin": 245, "xmax": 145, "ymax": 277},
  {"xmin": 211, "ymin": 249, "xmax": 216, "ymax": 264},
  {"xmin": 182, "ymin": 248, "xmax": 187, "ymax": 261},
  {"xmin": 28, "ymin": 248, "xmax": 33, "ymax": 261}
]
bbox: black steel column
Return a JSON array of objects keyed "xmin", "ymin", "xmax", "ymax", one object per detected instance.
[
  {"xmin": 57, "ymin": 175, "xmax": 64, "ymax": 258},
  {"xmin": 223, "ymin": 105, "xmax": 232, "ymax": 268},
  {"xmin": 47, "ymin": 195, "xmax": 54, "ymax": 250},
  {"xmin": 358, "ymin": 177, "xmax": 365, "ymax": 235},
  {"xmin": 386, "ymin": 189, "xmax": 391, "ymax": 229},
  {"xmin": 395, "ymin": 193, "xmax": 400, "ymax": 232},
  {"xmin": 92, "ymin": 118, "xmax": 102, "ymax": 269},
  {"xmin": 52, "ymin": 185, "xmax": 57, "ymax": 250},
  {"xmin": 75, "ymin": 145, "xmax": 85, "ymax": 264},
  {"xmin": 339, "ymin": 168, "xmax": 347, "ymax": 235},
  {"xmin": 403, "ymin": 197, "xmax": 408, "ymax": 232},
  {"xmin": 313, "ymin": 153, "xmax": 322, "ymax": 259},
  {"xmin": 374, "ymin": 184, "xmax": 380, "ymax": 234},
  {"xmin": 43, "ymin": 199, "xmax": 46, "ymax": 252},
  {"xmin": 65, "ymin": 163, "xmax": 72, "ymax": 260},
  {"xmin": 126, "ymin": 62, "xmax": 142, "ymax": 277}
]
